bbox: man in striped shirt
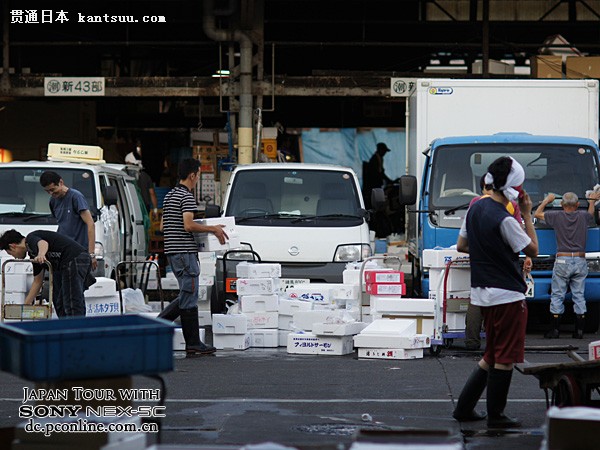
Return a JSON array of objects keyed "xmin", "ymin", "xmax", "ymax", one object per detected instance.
[{"xmin": 159, "ymin": 158, "xmax": 228, "ymax": 357}]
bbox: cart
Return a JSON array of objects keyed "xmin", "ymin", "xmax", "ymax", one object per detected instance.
[
  {"xmin": 116, "ymin": 259, "xmax": 164, "ymax": 314},
  {"xmin": 1, "ymin": 259, "xmax": 53, "ymax": 322},
  {"xmin": 213, "ymin": 249, "xmax": 261, "ymax": 314},
  {"xmin": 516, "ymin": 349, "xmax": 600, "ymax": 408},
  {"xmin": 430, "ymin": 257, "xmax": 477, "ymax": 355}
]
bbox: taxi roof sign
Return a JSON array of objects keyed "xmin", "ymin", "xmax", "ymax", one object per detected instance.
[{"xmin": 47, "ymin": 143, "xmax": 105, "ymax": 163}]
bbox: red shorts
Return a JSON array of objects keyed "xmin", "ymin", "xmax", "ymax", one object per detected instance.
[{"xmin": 481, "ymin": 300, "xmax": 527, "ymax": 365}]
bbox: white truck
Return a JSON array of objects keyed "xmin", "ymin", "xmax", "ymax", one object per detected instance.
[
  {"xmin": 206, "ymin": 163, "xmax": 373, "ymax": 312},
  {"xmin": 397, "ymin": 78, "xmax": 600, "ymax": 330},
  {"xmin": 0, "ymin": 144, "xmax": 148, "ymax": 279}
]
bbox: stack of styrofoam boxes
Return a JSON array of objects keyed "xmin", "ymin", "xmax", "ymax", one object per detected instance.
[
  {"xmin": 422, "ymin": 248, "xmax": 470, "ymax": 340},
  {"xmin": 354, "ymin": 319, "xmax": 430, "ymax": 360},
  {"xmin": 84, "ymin": 277, "xmax": 122, "ymax": 316},
  {"xmin": 236, "ymin": 262, "xmax": 282, "ymax": 348},
  {"xmin": 0, "ymin": 258, "xmax": 33, "ymax": 308},
  {"xmin": 198, "ymin": 251, "xmax": 216, "ymax": 326},
  {"xmin": 371, "ymin": 297, "xmax": 436, "ymax": 339},
  {"xmin": 278, "ymin": 296, "xmax": 312, "ymax": 346},
  {"xmin": 193, "ymin": 216, "xmax": 241, "ymax": 251},
  {"xmin": 212, "ymin": 313, "xmax": 251, "ymax": 350}
]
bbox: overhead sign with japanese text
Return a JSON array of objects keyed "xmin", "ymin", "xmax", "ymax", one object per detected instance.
[
  {"xmin": 44, "ymin": 77, "xmax": 105, "ymax": 96},
  {"xmin": 390, "ymin": 78, "xmax": 417, "ymax": 97}
]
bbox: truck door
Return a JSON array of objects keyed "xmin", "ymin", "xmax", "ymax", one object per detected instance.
[
  {"xmin": 107, "ymin": 175, "xmax": 132, "ymax": 262},
  {"xmin": 123, "ymin": 179, "xmax": 147, "ymax": 260}
]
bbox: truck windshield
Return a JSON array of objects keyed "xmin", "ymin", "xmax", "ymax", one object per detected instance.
[
  {"xmin": 0, "ymin": 168, "xmax": 96, "ymax": 222},
  {"xmin": 429, "ymin": 144, "xmax": 600, "ymax": 210},
  {"xmin": 225, "ymin": 169, "xmax": 363, "ymax": 227}
]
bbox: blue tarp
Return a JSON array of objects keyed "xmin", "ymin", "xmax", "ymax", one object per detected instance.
[{"xmin": 301, "ymin": 128, "xmax": 406, "ymax": 186}]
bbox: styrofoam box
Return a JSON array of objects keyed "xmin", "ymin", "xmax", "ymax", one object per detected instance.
[
  {"xmin": 287, "ymin": 332, "xmax": 355, "ymax": 356},
  {"xmin": 84, "ymin": 277, "xmax": 117, "ymax": 298},
  {"xmin": 422, "ymin": 248, "xmax": 469, "ymax": 269},
  {"xmin": 372, "ymin": 314, "xmax": 434, "ymax": 337},
  {"xmin": 237, "ymin": 278, "xmax": 280, "ymax": 295},
  {"xmin": 173, "ymin": 328, "xmax": 205, "ymax": 351},
  {"xmin": 198, "ymin": 309, "xmax": 212, "ymax": 326},
  {"xmin": 589, "ymin": 340, "xmax": 600, "ymax": 360},
  {"xmin": 353, "ymin": 333, "xmax": 430, "ymax": 349},
  {"xmin": 286, "ymin": 284, "xmax": 333, "ymax": 303},
  {"xmin": 213, "ymin": 333, "xmax": 251, "ymax": 350},
  {"xmin": 445, "ymin": 312, "xmax": 466, "ymax": 331},
  {"xmin": 3, "ymin": 292, "xmax": 25, "ymax": 304},
  {"xmin": 293, "ymin": 310, "xmax": 346, "ymax": 331},
  {"xmin": 3, "ymin": 273, "xmax": 28, "ymax": 293},
  {"xmin": 249, "ymin": 329, "xmax": 278, "ymax": 348},
  {"xmin": 342, "ymin": 268, "xmax": 361, "ymax": 286},
  {"xmin": 371, "ymin": 297, "xmax": 435, "ymax": 314},
  {"xmin": 358, "ymin": 348, "xmax": 424, "ymax": 360},
  {"xmin": 85, "ymin": 294, "xmax": 122, "ymax": 316},
  {"xmin": 2, "ymin": 259, "xmax": 34, "ymax": 274},
  {"xmin": 366, "ymin": 283, "xmax": 406, "ymax": 296},
  {"xmin": 331, "ymin": 284, "xmax": 360, "ymax": 300},
  {"xmin": 240, "ymin": 294, "xmax": 279, "ymax": 313},
  {"xmin": 279, "ymin": 298, "xmax": 313, "ymax": 315},
  {"xmin": 278, "ymin": 330, "xmax": 291, "ymax": 347},
  {"xmin": 198, "ymin": 284, "xmax": 209, "ymax": 302},
  {"xmin": 161, "ymin": 278, "xmax": 179, "ymax": 290},
  {"xmin": 364, "ymin": 270, "xmax": 404, "ymax": 284},
  {"xmin": 245, "ymin": 311, "xmax": 278, "ymax": 329},
  {"xmin": 212, "ymin": 314, "xmax": 248, "ymax": 334},
  {"xmin": 197, "ymin": 233, "xmax": 242, "ymax": 252},
  {"xmin": 313, "ymin": 303, "xmax": 338, "ymax": 311},
  {"xmin": 236, "ymin": 262, "xmax": 282, "ymax": 278},
  {"xmin": 360, "ymin": 318, "xmax": 417, "ymax": 336},
  {"xmin": 278, "ymin": 314, "xmax": 294, "ymax": 331},
  {"xmin": 199, "ymin": 276, "xmax": 214, "ymax": 286},
  {"xmin": 312, "ymin": 321, "xmax": 367, "ymax": 336},
  {"xmin": 194, "ymin": 216, "xmax": 236, "ymax": 235},
  {"xmin": 429, "ymin": 267, "xmax": 470, "ymax": 292}
]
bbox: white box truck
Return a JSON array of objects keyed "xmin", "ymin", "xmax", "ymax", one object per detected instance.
[
  {"xmin": 205, "ymin": 163, "xmax": 372, "ymax": 312},
  {"xmin": 397, "ymin": 78, "xmax": 600, "ymax": 330}
]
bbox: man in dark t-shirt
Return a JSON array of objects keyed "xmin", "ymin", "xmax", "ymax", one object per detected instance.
[{"xmin": 0, "ymin": 229, "xmax": 93, "ymax": 317}]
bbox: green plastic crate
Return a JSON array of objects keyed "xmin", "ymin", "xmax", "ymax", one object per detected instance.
[{"xmin": 0, "ymin": 315, "xmax": 174, "ymax": 381}]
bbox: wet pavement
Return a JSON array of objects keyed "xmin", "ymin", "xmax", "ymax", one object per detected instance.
[{"xmin": 0, "ymin": 330, "xmax": 598, "ymax": 449}]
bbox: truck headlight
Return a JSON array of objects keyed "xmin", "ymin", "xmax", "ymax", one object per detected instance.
[
  {"xmin": 94, "ymin": 242, "xmax": 104, "ymax": 260},
  {"xmin": 334, "ymin": 244, "xmax": 372, "ymax": 262}
]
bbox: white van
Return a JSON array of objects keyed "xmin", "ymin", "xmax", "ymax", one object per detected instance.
[
  {"xmin": 206, "ymin": 163, "xmax": 372, "ymax": 309},
  {"xmin": 0, "ymin": 144, "xmax": 147, "ymax": 278}
]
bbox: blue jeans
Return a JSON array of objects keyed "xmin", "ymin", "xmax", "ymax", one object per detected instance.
[
  {"xmin": 167, "ymin": 253, "xmax": 200, "ymax": 310},
  {"xmin": 53, "ymin": 252, "xmax": 92, "ymax": 317},
  {"xmin": 550, "ymin": 256, "xmax": 588, "ymax": 315}
]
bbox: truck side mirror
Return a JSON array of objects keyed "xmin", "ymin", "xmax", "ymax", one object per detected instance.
[
  {"xmin": 205, "ymin": 204, "xmax": 221, "ymax": 218},
  {"xmin": 398, "ymin": 175, "xmax": 417, "ymax": 206},
  {"xmin": 371, "ymin": 188, "xmax": 386, "ymax": 211},
  {"xmin": 103, "ymin": 185, "xmax": 118, "ymax": 207}
]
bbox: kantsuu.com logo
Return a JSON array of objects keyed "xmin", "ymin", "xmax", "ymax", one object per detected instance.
[{"xmin": 10, "ymin": 10, "xmax": 166, "ymax": 24}]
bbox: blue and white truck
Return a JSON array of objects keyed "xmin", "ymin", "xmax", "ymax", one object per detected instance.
[{"xmin": 398, "ymin": 78, "xmax": 600, "ymax": 330}]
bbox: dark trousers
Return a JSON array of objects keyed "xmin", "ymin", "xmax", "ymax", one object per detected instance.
[{"xmin": 52, "ymin": 252, "xmax": 92, "ymax": 317}]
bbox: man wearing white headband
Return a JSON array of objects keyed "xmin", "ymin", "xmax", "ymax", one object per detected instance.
[{"xmin": 453, "ymin": 156, "xmax": 538, "ymax": 429}]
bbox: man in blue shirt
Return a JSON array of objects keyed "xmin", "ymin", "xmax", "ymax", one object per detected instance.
[{"xmin": 39, "ymin": 171, "xmax": 97, "ymax": 272}]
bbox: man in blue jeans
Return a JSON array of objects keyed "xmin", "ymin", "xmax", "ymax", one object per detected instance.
[
  {"xmin": 0, "ymin": 229, "xmax": 93, "ymax": 317},
  {"xmin": 535, "ymin": 191, "xmax": 600, "ymax": 338},
  {"xmin": 159, "ymin": 158, "xmax": 228, "ymax": 357}
]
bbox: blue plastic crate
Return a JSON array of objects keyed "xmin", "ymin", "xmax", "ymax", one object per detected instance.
[{"xmin": 0, "ymin": 315, "xmax": 174, "ymax": 381}]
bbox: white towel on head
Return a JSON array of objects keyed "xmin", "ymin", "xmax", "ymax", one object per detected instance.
[{"xmin": 484, "ymin": 157, "xmax": 524, "ymax": 201}]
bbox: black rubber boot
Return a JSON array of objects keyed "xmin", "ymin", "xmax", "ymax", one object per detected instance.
[
  {"xmin": 181, "ymin": 307, "xmax": 216, "ymax": 357},
  {"xmin": 573, "ymin": 314, "xmax": 585, "ymax": 339},
  {"xmin": 544, "ymin": 314, "xmax": 561, "ymax": 339},
  {"xmin": 487, "ymin": 368, "xmax": 520, "ymax": 429},
  {"xmin": 453, "ymin": 366, "xmax": 488, "ymax": 421},
  {"xmin": 158, "ymin": 298, "xmax": 180, "ymax": 321}
]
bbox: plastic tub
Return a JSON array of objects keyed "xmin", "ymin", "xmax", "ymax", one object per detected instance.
[{"xmin": 0, "ymin": 315, "xmax": 174, "ymax": 381}]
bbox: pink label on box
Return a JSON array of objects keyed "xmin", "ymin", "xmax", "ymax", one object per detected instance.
[{"xmin": 364, "ymin": 270, "xmax": 404, "ymax": 284}]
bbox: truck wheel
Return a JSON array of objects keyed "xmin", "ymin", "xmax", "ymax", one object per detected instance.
[{"xmin": 429, "ymin": 345, "xmax": 442, "ymax": 356}]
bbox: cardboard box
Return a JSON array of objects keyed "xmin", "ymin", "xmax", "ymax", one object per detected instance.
[
  {"xmin": 245, "ymin": 311, "xmax": 278, "ymax": 329},
  {"xmin": 213, "ymin": 333, "xmax": 251, "ymax": 350},
  {"xmin": 364, "ymin": 270, "xmax": 404, "ymax": 284},
  {"xmin": 531, "ymin": 55, "xmax": 563, "ymax": 78},
  {"xmin": 566, "ymin": 56, "xmax": 600, "ymax": 79},
  {"xmin": 589, "ymin": 340, "xmax": 600, "ymax": 360},
  {"xmin": 446, "ymin": 297, "xmax": 470, "ymax": 313},
  {"xmin": 212, "ymin": 313, "xmax": 248, "ymax": 334},
  {"xmin": 240, "ymin": 294, "xmax": 279, "ymax": 312},
  {"xmin": 357, "ymin": 348, "xmax": 424, "ymax": 360},
  {"xmin": 249, "ymin": 329, "xmax": 278, "ymax": 348},
  {"xmin": 366, "ymin": 283, "xmax": 406, "ymax": 296},
  {"xmin": 373, "ymin": 314, "xmax": 434, "ymax": 336},
  {"xmin": 353, "ymin": 333, "xmax": 430, "ymax": 349}
]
